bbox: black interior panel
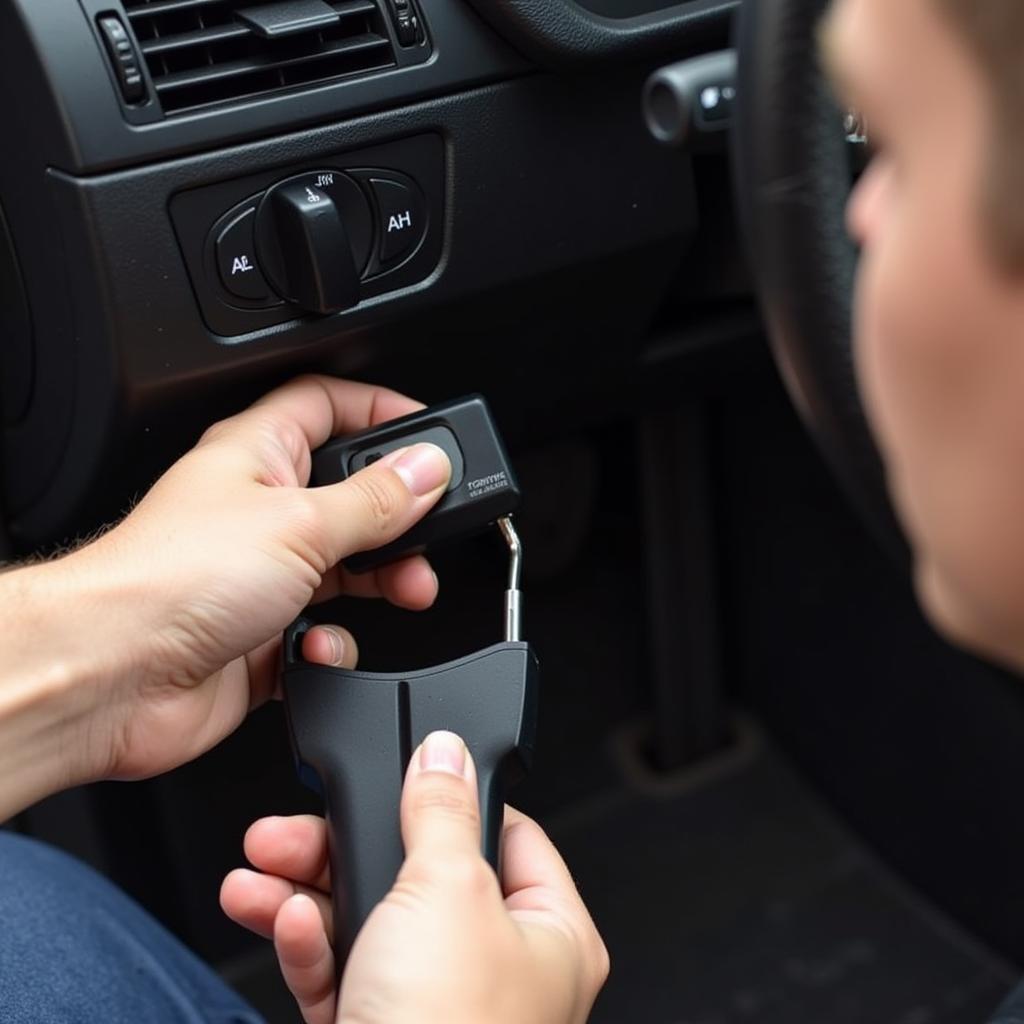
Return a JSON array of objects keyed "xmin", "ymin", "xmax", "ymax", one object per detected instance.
[{"xmin": 8, "ymin": 69, "xmax": 697, "ymax": 547}]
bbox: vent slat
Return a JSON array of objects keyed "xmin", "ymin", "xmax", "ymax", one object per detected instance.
[
  {"xmin": 125, "ymin": 0, "xmax": 397, "ymax": 115},
  {"xmin": 152, "ymin": 33, "xmax": 390, "ymax": 92},
  {"xmin": 125, "ymin": 0, "xmax": 226, "ymax": 18},
  {"xmin": 141, "ymin": 23, "xmax": 250, "ymax": 55}
]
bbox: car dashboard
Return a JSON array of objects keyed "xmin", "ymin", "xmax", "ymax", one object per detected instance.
[{"xmin": 0, "ymin": 0, "xmax": 737, "ymax": 551}]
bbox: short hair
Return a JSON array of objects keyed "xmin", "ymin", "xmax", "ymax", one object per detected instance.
[{"xmin": 935, "ymin": 0, "xmax": 1024, "ymax": 272}]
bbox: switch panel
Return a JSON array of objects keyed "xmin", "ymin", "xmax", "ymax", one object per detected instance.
[{"xmin": 170, "ymin": 134, "xmax": 443, "ymax": 338}]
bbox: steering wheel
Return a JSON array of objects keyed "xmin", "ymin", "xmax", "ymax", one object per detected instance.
[{"xmin": 731, "ymin": 0, "xmax": 909, "ymax": 563}]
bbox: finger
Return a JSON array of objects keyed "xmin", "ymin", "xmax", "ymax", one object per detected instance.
[
  {"xmin": 245, "ymin": 629, "xmax": 349, "ymax": 706},
  {"xmin": 500, "ymin": 807, "xmax": 584, "ymax": 907},
  {"xmin": 310, "ymin": 562, "xmax": 384, "ymax": 603},
  {"xmin": 305, "ymin": 444, "xmax": 451, "ymax": 566},
  {"xmin": 375, "ymin": 556, "xmax": 439, "ymax": 611},
  {"xmin": 399, "ymin": 731, "xmax": 486, "ymax": 866},
  {"xmin": 500, "ymin": 808, "xmax": 610, "ymax": 990},
  {"xmin": 199, "ymin": 377, "xmax": 423, "ymax": 486},
  {"xmin": 241, "ymin": 637, "xmax": 285, "ymax": 710},
  {"xmin": 244, "ymin": 815, "xmax": 332, "ymax": 891},
  {"xmin": 311, "ymin": 555, "xmax": 438, "ymax": 610},
  {"xmin": 220, "ymin": 868, "xmax": 332, "ymax": 944},
  {"xmin": 300, "ymin": 625, "xmax": 359, "ymax": 669},
  {"xmin": 274, "ymin": 893, "xmax": 338, "ymax": 1024},
  {"xmin": 239, "ymin": 376, "xmax": 422, "ymax": 454}
]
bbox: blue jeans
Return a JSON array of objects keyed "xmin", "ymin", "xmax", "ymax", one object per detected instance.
[
  {"xmin": 994, "ymin": 985, "xmax": 1024, "ymax": 1024},
  {"xmin": 0, "ymin": 831, "xmax": 264, "ymax": 1024}
]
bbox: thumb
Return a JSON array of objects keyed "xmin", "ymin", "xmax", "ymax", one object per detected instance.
[
  {"xmin": 400, "ymin": 731, "xmax": 485, "ymax": 866},
  {"xmin": 307, "ymin": 443, "xmax": 450, "ymax": 566}
]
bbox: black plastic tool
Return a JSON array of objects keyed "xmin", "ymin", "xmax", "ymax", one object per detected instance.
[{"xmin": 281, "ymin": 395, "xmax": 538, "ymax": 966}]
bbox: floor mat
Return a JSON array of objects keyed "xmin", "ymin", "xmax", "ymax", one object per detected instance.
[
  {"xmin": 223, "ymin": 722, "xmax": 1018, "ymax": 1023},
  {"xmin": 545, "ymin": 722, "xmax": 1017, "ymax": 1024}
]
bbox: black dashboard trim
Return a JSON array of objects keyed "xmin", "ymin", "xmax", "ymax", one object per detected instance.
[
  {"xmin": 464, "ymin": 0, "xmax": 736, "ymax": 68},
  {"xmin": 6, "ymin": 0, "xmax": 528, "ymax": 174}
]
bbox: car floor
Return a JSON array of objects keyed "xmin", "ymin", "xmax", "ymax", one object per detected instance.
[{"xmin": 224, "ymin": 719, "xmax": 1015, "ymax": 1023}]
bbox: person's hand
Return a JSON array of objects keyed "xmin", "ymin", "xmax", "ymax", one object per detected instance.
[
  {"xmin": 58, "ymin": 375, "xmax": 452, "ymax": 784},
  {"xmin": 221, "ymin": 731, "xmax": 609, "ymax": 1024}
]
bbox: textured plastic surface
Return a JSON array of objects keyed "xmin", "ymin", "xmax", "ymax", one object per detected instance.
[
  {"xmin": 464, "ymin": 0, "xmax": 734, "ymax": 69},
  {"xmin": 313, "ymin": 394, "xmax": 520, "ymax": 572},
  {"xmin": 283, "ymin": 623, "xmax": 539, "ymax": 961}
]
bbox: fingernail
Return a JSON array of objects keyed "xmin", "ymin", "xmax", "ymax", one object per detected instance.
[
  {"xmin": 322, "ymin": 627, "xmax": 345, "ymax": 666},
  {"xmin": 386, "ymin": 443, "xmax": 451, "ymax": 497},
  {"xmin": 419, "ymin": 730, "xmax": 466, "ymax": 777},
  {"xmin": 288, "ymin": 893, "xmax": 315, "ymax": 915}
]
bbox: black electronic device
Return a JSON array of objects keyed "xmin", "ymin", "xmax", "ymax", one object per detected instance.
[
  {"xmin": 282, "ymin": 395, "xmax": 537, "ymax": 967},
  {"xmin": 311, "ymin": 394, "xmax": 521, "ymax": 573}
]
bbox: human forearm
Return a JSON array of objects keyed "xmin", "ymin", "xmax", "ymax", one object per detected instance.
[
  {"xmin": 0, "ymin": 375, "xmax": 450, "ymax": 818},
  {"xmin": 0, "ymin": 549, "xmax": 153, "ymax": 821}
]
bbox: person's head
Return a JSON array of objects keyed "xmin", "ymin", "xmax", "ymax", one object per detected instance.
[{"xmin": 820, "ymin": 0, "xmax": 1024, "ymax": 670}]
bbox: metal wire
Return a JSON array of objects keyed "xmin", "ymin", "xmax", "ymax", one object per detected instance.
[{"xmin": 497, "ymin": 516, "xmax": 523, "ymax": 642}]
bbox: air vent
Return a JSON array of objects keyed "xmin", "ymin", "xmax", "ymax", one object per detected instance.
[{"xmin": 124, "ymin": 0, "xmax": 397, "ymax": 114}]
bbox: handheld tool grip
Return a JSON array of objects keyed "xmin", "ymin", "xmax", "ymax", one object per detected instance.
[{"xmin": 282, "ymin": 620, "xmax": 539, "ymax": 964}]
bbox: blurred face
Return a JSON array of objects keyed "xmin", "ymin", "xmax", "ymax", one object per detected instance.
[{"xmin": 824, "ymin": 0, "xmax": 1024, "ymax": 669}]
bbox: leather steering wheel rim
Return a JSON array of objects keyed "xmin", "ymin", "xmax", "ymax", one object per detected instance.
[{"xmin": 730, "ymin": 0, "xmax": 909, "ymax": 563}]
